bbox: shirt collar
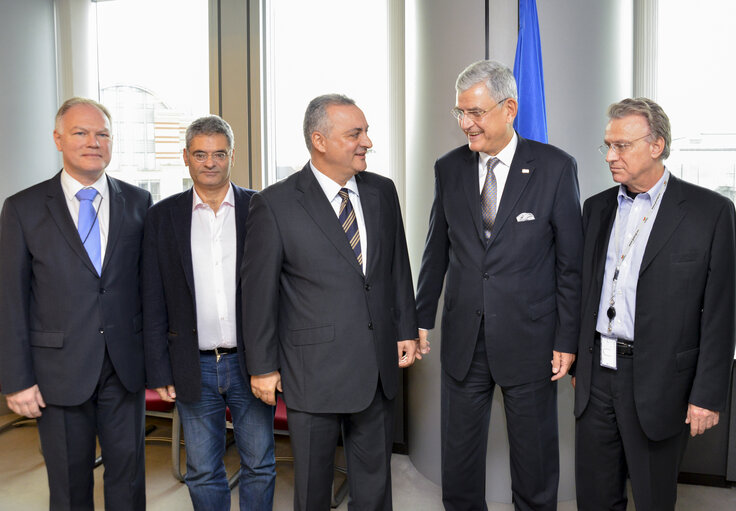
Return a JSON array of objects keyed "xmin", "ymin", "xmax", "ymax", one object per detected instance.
[
  {"xmin": 310, "ymin": 161, "xmax": 359, "ymax": 201},
  {"xmin": 61, "ymin": 169, "xmax": 108, "ymax": 201},
  {"xmin": 478, "ymin": 131, "xmax": 518, "ymax": 169},
  {"xmin": 617, "ymin": 168, "xmax": 670, "ymax": 205},
  {"xmin": 192, "ymin": 183, "xmax": 235, "ymax": 211}
]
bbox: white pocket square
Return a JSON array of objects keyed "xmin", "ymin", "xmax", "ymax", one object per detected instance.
[{"xmin": 516, "ymin": 212, "xmax": 535, "ymax": 222}]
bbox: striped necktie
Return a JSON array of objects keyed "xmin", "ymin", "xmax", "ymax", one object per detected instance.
[
  {"xmin": 338, "ymin": 188, "xmax": 363, "ymax": 268},
  {"xmin": 481, "ymin": 157, "xmax": 500, "ymax": 239}
]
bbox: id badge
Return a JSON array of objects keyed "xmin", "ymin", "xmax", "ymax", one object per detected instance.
[{"xmin": 600, "ymin": 335, "xmax": 617, "ymax": 370}]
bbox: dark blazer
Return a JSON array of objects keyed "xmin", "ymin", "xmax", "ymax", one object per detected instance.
[
  {"xmin": 574, "ymin": 175, "xmax": 736, "ymax": 441},
  {"xmin": 0, "ymin": 171, "xmax": 151, "ymax": 405},
  {"xmin": 242, "ymin": 164, "xmax": 417, "ymax": 413},
  {"xmin": 142, "ymin": 185, "xmax": 254, "ymax": 403},
  {"xmin": 416, "ymin": 135, "xmax": 583, "ymax": 386}
]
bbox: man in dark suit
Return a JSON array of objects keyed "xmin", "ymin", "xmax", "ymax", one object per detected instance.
[
  {"xmin": 0, "ymin": 97, "xmax": 151, "ymax": 510},
  {"xmin": 573, "ymin": 98, "xmax": 736, "ymax": 510},
  {"xmin": 243, "ymin": 94, "xmax": 418, "ymax": 511},
  {"xmin": 415, "ymin": 60, "xmax": 583, "ymax": 510},
  {"xmin": 142, "ymin": 115, "xmax": 275, "ymax": 510}
]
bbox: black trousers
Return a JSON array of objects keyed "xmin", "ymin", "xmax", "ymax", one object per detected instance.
[
  {"xmin": 287, "ymin": 383, "xmax": 395, "ymax": 511},
  {"xmin": 575, "ymin": 345, "xmax": 689, "ymax": 511},
  {"xmin": 36, "ymin": 350, "xmax": 146, "ymax": 511},
  {"xmin": 441, "ymin": 330, "xmax": 559, "ymax": 511}
]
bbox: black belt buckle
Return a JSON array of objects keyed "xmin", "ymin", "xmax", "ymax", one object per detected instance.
[{"xmin": 615, "ymin": 340, "xmax": 634, "ymax": 357}]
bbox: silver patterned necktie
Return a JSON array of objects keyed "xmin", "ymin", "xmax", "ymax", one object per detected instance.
[{"xmin": 481, "ymin": 157, "xmax": 500, "ymax": 239}]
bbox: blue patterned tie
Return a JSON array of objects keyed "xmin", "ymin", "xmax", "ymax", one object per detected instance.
[
  {"xmin": 76, "ymin": 188, "xmax": 101, "ymax": 275},
  {"xmin": 338, "ymin": 188, "xmax": 363, "ymax": 268},
  {"xmin": 481, "ymin": 157, "xmax": 500, "ymax": 239}
]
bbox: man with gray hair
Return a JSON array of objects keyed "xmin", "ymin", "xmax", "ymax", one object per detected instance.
[
  {"xmin": 244, "ymin": 94, "xmax": 418, "ymax": 510},
  {"xmin": 416, "ymin": 60, "xmax": 583, "ymax": 510},
  {"xmin": 573, "ymin": 98, "xmax": 736, "ymax": 510},
  {"xmin": 142, "ymin": 115, "xmax": 275, "ymax": 510}
]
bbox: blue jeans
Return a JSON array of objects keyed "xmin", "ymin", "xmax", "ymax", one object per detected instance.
[{"xmin": 176, "ymin": 352, "xmax": 275, "ymax": 511}]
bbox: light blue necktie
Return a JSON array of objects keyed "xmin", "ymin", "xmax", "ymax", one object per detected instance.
[{"xmin": 76, "ymin": 188, "xmax": 101, "ymax": 275}]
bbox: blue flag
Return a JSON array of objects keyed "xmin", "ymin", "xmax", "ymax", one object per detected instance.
[{"xmin": 513, "ymin": 0, "xmax": 548, "ymax": 143}]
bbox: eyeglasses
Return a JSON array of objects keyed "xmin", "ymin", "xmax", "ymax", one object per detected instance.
[
  {"xmin": 598, "ymin": 134, "xmax": 651, "ymax": 156},
  {"xmin": 451, "ymin": 98, "xmax": 509, "ymax": 122},
  {"xmin": 190, "ymin": 151, "xmax": 230, "ymax": 163}
]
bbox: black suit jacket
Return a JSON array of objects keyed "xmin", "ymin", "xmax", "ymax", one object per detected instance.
[
  {"xmin": 0, "ymin": 172, "xmax": 151, "ymax": 405},
  {"xmin": 242, "ymin": 164, "xmax": 417, "ymax": 413},
  {"xmin": 142, "ymin": 185, "xmax": 254, "ymax": 403},
  {"xmin": 574, "ymin": 175, "xmax": 736, "ymax": 441},
  {"xmin": 416, "ymin": 135, "xmax": 583, "ymax": 385}
]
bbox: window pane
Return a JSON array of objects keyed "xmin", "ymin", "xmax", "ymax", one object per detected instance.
[
  {"xmin": 657, "ymin": 1, "xmax": 736, "ymax": 200},
  {"xmin": 94, "ymin": 0, "xmax": 209, "ymax": 201},
  {"xmin": 263, "ymin": 0, "xmax": 389, "ymax": 184}
]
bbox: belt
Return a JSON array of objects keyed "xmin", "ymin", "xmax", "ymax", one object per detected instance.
[
  {"xmin": 199, "ymin": 346, "xmax": 237, "ymax": 362},
  {"xmin": 594, "ymin": 333, "xmax": 634, "ymax": 356}
]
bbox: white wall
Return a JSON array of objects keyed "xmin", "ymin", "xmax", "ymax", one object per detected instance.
[{"xmin": 0, "ymin": 0, "xmax": 60, "ymax": 205}]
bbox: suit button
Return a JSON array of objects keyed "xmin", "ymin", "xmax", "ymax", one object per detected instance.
[
  {"xmin": 589, "ymin": 347, "xmax": 593, "ymax": 353},
  {"xmin": 192, "ymin": 328, "xmax": 197, "ymax": 334},
  {"xmin": 475, "ymin": 310, "xmax": 482, "ymax": 316},
  {"xmin": 482, "ymin": 273, "xmax": 489, "ymax": 280},
  {"xmin": 99, "ymin": 288, "xmax": 106, "ymax": 294},
  {"xmin": 99, "ymin": 329, "xmax": 104, "ymax": 334},
  {"xmin": 593, "ymin": 312, "xmax": 597, "ymax": 318},
  {"xmin": 365, "ymin": 284, "xmax": 371, "ymax": 291},
  {"xmin": 368, "ymin": 322, "xmax": 374, "ymax": 330}
]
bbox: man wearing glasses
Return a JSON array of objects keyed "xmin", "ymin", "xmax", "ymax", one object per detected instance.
[
  {"xmin": 415, "ymin": 60, "xmax": 583, "ymax": 510},
  {"xmin": 573, "ymin": 98, "xmax": 736, "ymax": 510},
  {"xmin": 142, "ymin": 115, "xmax": 275, "ymax": 510}
]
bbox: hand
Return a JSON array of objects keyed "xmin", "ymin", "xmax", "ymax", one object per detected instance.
[
  {"xmin": 154, "ymin": 385, "xmax": 176, "ymax": 402},
  {"xmin": 686, "ymin": 403, "xmax": 720, "ymax": 437},
  {"xmin": 251, "ymin": 371, "xmax": 282, "ymax": 406},
  {"xmin": 6, "ymin": 384, "xmax": 46, "ymax": 418},
  {"xmin": 571, "ymin": 376, "xmax": 576, "ymax": 389},
  {"xmin": 551, "ymin": 351, "xmax": 576, "ymax": 381},
  {"xmin": 398, "ymin": 339, "xmax": 417, "ymax": 368},
  {"xmin": 415, "ymin": 329, "xmax": 432, "ymax": 360}
]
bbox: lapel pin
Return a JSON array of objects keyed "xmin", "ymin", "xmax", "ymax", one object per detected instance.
[{"xmin": 522, "ymin": 168, "xmax": 530, "ymax": 174}]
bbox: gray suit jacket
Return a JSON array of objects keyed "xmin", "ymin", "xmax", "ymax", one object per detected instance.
[
  {"xmin": 0, "ymin": 171, "xmax": 151, "ymax": 405},
  {"xmin": 242, "ymin": 164, "xmax": 417, "ymax": 413}
]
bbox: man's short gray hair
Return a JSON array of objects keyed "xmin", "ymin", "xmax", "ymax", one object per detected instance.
[
  {"xmin": 185, "ymin": 115, "xmax": 234, "ymax": 151},
  {"xmin": 303, "ymin": 94, "xmax": 356, "ymax": 152},
  {"xmin": 607, "ymin": 98, "xmax": 671, "ymax": 160},
  {"xmin": 55, "ymin": 97, "xmax": 112, "ymax": 132},
  {"xmin": 455, "ymin": 60, "xmax": 518, "ymax": 103}
]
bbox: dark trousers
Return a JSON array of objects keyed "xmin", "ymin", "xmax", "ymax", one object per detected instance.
[
  {"xmin": 575, "ymin": 345, "xmax": 689, "ymax": 511},
  {"xmin": 441, "ymin": 331, "xmax": 559, "ymax": 511},
  {"xmin": 287, "ymin": 384, "xmax": 395, "ymax": 511},
  {"xmin": 36, "ymin": 351, "xmax": 146, "ymax": 511}
]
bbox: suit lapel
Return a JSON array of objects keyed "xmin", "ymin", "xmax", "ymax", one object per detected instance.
[
  {"xmin": 357, "ymin": 174, "xmax": 380, "ymax": 277},
  {"xmin": 103, "ymin": 176, "xmax": 125, "ymax": 275},
  {"xmin": 591, "ymin": 191, "xmax": 618, "ymax": 293},
  {"xmin": 487, "ymin": 136, "xmax": 534, "ymax": 250},
  {"xmin": 172, "ymin": 189, "xmax": 196, "ymax": 297},
  {"xmin": 296, "ymin": 165, "xmax": 364, "ymax": 276},
  {"xmin": 639, "ymin": 175, "xmax": 685, "ymax": 276},
  {"xmin": 459, "ymin": 150, "xmax": 485, "ymax": 244},
  {"xmin": 45, "ymin": 172, "xmax": 99, "ymax": 276},
  {"xmin": 233, "ymin": 185, "xmax": 248, "ymax": 286}
]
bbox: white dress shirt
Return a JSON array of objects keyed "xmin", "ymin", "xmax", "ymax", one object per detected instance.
[
  {"xmin": 191, "ymin": 185, "xmax": 237, "ymax": 350},
  {"xmin": 60, "ymin": 170, "xmax": 110, "ymax": 264},
  {"xmin": 310, "ymin": 162, "xmax": 368, "ymax": 274},
  {"xmin": 477, "ymin": 131, "xmax": 518, "ymax": 203}
]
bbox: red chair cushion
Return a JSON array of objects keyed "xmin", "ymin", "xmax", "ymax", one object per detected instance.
[{"xmin": 145, "ymin": 389, "xmax": 176, "ymax": 413}]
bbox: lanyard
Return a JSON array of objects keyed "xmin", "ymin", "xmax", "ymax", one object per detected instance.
[{"xmin": 606, "ymin": 180, "xmax": 667, "ymax": 334}]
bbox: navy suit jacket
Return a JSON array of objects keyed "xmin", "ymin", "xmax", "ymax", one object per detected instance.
[
  {"xmin": 242, "ymin": 164, "xmax": 417, "ymax": 413},
  {"xmin": 574, "ymin": 175, "xmax": 736, "ymax": 440},
  {"xmin": 142, "ymin": 185, "xmax": 254, "ymax": 403},
  {"xmin": 416, "ymin": 135, "xmax": 583, "ymax": 385},
  {"xmin": 0, "ymin": 171, "xmax": 151, "ymax": 405}
]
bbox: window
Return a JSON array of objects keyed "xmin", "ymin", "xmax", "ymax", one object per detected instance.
[
  {"xmin": 262, "ymin": 0, "xmax": 390, "ymax": 185},
  {"xmin": 657, "ymin": 1, "xmax": 736, "ymax": 200},
  {"xmin": 93, "ymin": 0, "xmax": 210, "ymax": 201}
]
